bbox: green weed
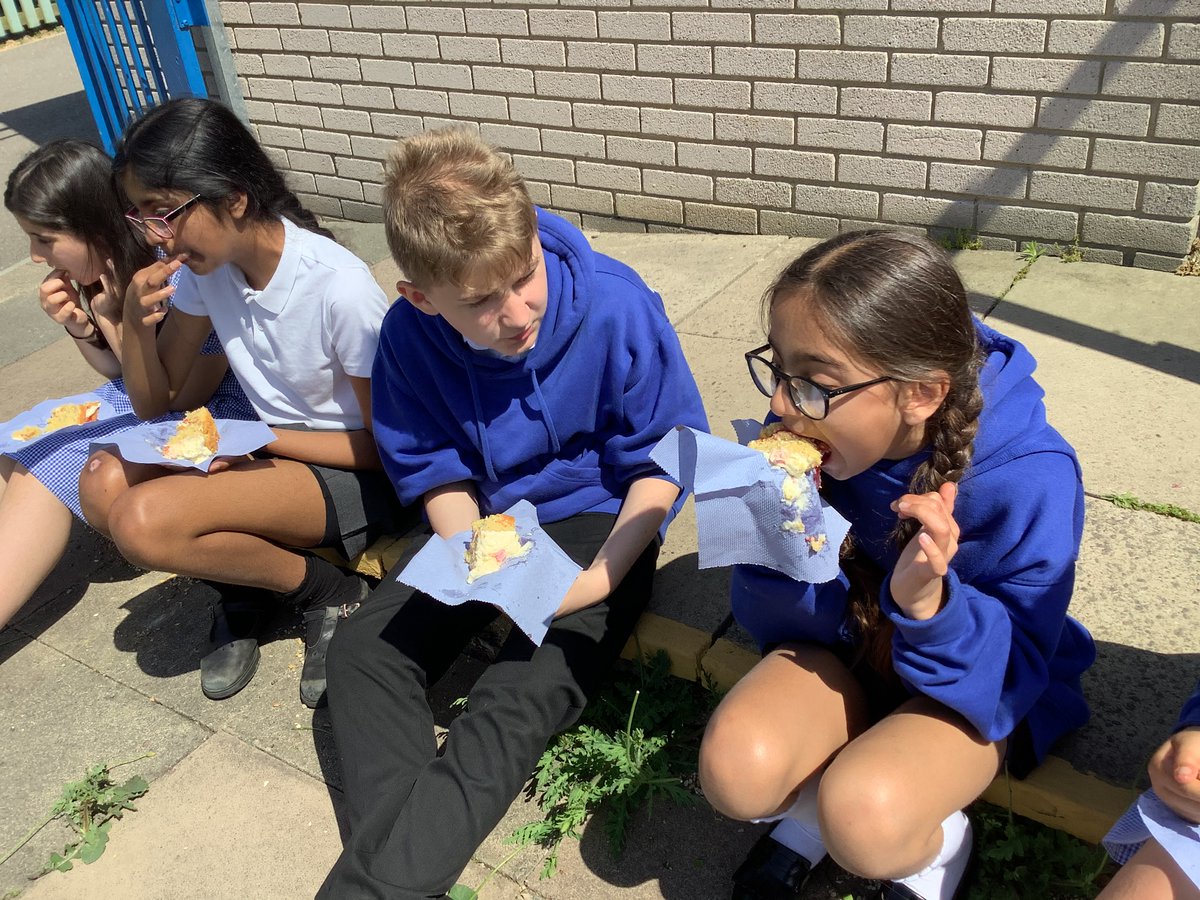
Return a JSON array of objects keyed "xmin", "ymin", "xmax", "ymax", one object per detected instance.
[
  {"xmin": 937, "ymin": 229, "xmax": 984, "ymax": 252},
  {"xmin": 1020, "ymin": 241, "xmax": 1050, "ymax": 263},
  {"xmin": 1058, "ymin": 236, "xmax": 1084, "ymax": 263},
  {"xmin": 1096, "ymin": 491, "xmax": 1200, "ymax": 523}
]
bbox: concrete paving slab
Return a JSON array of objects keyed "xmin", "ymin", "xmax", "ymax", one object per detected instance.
[
  {"xmin": 0, "ymin": 287, "xmax": 68, "ymax": 368},
  {"xmin": 22, "ymin": 732, "xmax": 343, "ymax": 900},
  {"xmin": 946, "ymin": 248, "xmax": 1027, "ymax": 316},
  {"xmin": 989, "ymin": 259, "xmax": 1200, "ymax": 509},
  {"xmin": 0, "ymin": 639, "xmax": 209, "ymax": 894},
  {"xmin": 0, "ymin": 336, "xmax": 105, "ymax": 420}
]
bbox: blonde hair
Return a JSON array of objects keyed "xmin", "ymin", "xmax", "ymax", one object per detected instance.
[{"xmin": 382, "ymin": 127, "xmax": 537, "ymax": 289}]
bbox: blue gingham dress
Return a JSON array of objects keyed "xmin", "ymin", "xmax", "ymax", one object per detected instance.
[{"xmin": 4, "ymin": 331, "xmax": 255, "ymax": 519}]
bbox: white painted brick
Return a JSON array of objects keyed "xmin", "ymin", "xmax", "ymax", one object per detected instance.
[
  {"xmin": 678, "ymin": 142, "xmax": 753, "ymax": 174},
  {"xmin": 602, "ymin": 74, "xmax": 674, "ymax": 104},
  {"xmin": 221, "ymin": 2, "xmax": 252, "ymax": 25},
  {"xmin": 839, "ymin": 155, "xmax": 927, "ymax": 189},
  {"xmin": 983, "ymin": 131, "xmax": 1089, "ymax": 168},
  {"xmin": 673, "ymin": 12, "xmax": 751, "ymax": 43},
  {"xmin": 236, "ymin": 27, "xmax": 282, "ymax": 50},
  {"xmin": 977, "ymin": 203, "xmax": 1079, "ymax": 240},
  {"xmin": 753, "ymin": 82, "xmax": 837, "ymax": 115},
  {"xmin": 795, "ymin": 117, "xmax": 884, "ymax": 152},
  {"xmin": 362, "ymin": 59, "xmax": 414, "ymax": 85},
  {"xmin": 1132, "ymin": 251, "xmax": 1185, "ymax": 271},
  {"xmin": 381, "ymin": 34, "xmax": 438, "ymax": 60},
  {"xmin": 637, "ymin": 45, "xmax": 712, "ymax": 75},
  {"xmin": 796, "ymin": 49, "xmax": 887, "ymax": 83},
  {"xmin": 535, "ymin": 71, "xmax": 601, "ymax": 99},
  {"xmin": 407, "ymin": 7, "xmax": 465, "ymax": 34},
  {"xmin": 289, "ymin": 149, "xmax": 334, "ymax": 174},
  {"xmin": 793, "ymin": 0, "xmax": 886, "ymax": 7},
  {"xmin": 315, "ymin": 174, "xmax": 363, "ymax": 201},
  {"xmin": 677, "ymin": 79, "xmax": 751, "ymax": 109},
  {"xmin": 1048, "ymin": 21, "xmax": 1164, "ymax": 58},
  {"xmin": 413, "ymin": 63, "xmax": 472, "ymax": 91},
  {"xmin": 512, "ymin": 154, "xmax": 575, "ymax": 184},
  {"xmin": 714, "ymin": 46, "xmax": 794, "ymax": 78},
  {"xmin": 235, "ymin": 54, "xmax": 265, "ymax": 76},
  {"xmin": 1141, "ymin": 182, "xmax": 1199, "ymax": 218},
  {"xmin": 883, "ymin": 194, "xmax": 974, "ymax": 227},
  {"xmin": 256, "ymin": 122, "xmax": 304, "ymax": 148},
  {"xmin": 297, "ymin": 192, "xmax": 342, "ymax": 217},
  {"xmin": 1038, "ymin": 98, "xmax": 1150, "ymax": 136},
  {"xmin": 1093, "ymin": 138, "xmax": 1200, "ymax": 178},
  {"xmin": 716, "ymin": 177, "xmax": 792, "ymax": 209},
  {"xmin": 343, "ymin": 84, "xmax": 394, "ymax": 109},
  {"xmin": 352, "ymin": 134, "xmax": 407, "ymax": 159},
  {"xmin": 243, "ymin": 98, "xmax": 277, "ymax": 122},
  {"xmin": 936, "ymin": 92, "xmax": 1037, "ymax": 128},
  {"xmin": 1156, "ymin": 104, "xmax": 1200, "ymax": 140},
  {"xmin": 472, "ymin": 67, "xmax": 534, "ymax": 95},
  {"xmin": 1113, "ymin": 0, "xmax": 1200, "ymax": 16},
  {"xmin": 323, "ymin": 108, "xmax": 371, "ymax": 131},
  {"xmin": 1083, "ymin": 213, "xmax": 1194, "ymax": 254},
  {"xmin": 893, "ymin": 0, "xmax": 986, "ymax": 9},
  {"xmin": 599, "ymin": 11, "xmax": 671, "ymax": 41},
  {"xmin": 889, "ymin": 124, "xmax": 982, "ymax": 159},
  {"xmin": 930, "ymin": 162, "xmax": 1027, "ymax": 198},
  {"xmin": 794, "ymin": 184, "xmax": 879, "ymax": 218},
  {"xmin": 685, "ymin": 202, "xmax": 758, "ymax": 234},
  {"xmin": 348, "ymin": 6, "xmax": 403, "ymax": 30},
  {"xmin": 994, "ymin": 0, "xmax": 1104, "ymax": 12},
  {"xmin": 502, "ymin": 39, "xmax": 566, "ymax": 67},
  {"xmin": 530, "ymin": 10, "xmax": 597, "ymax": 39},
  {"xmin": 1029, "ymin": 172, "xmax": 1139, "ymax": 210},
  {"xmin": 583, "ymin": 216, "xmax": 645, "ymax": 235},
  {"xmin": 466, "ymin": 9, "xmax": 527, "ymax": 36},
  {"xmin": 990, "ymin": 58, "xmax": 1103, "ymax": 95},
  {"xmin": 644, "ymin": 169, "xmax": 713, "ymax": 200},
  {"xmin": 480, "ymin": 123, "xmax": 541, "ymax": 152},
  {"xmin": 303, "ymin": 128, "xmax": 351, "ymax": 154},
  {"xmin": 423, "ymin": 117, "xmax": 473, "ymax": 136},
  {"xmin": 508, "ymin": 97, "xmax": 571, "ymax": 127},
  {"xmin": 717, "ymin": 113, "xmax": 794, "ymax": 145},
  {"xmin": 440, "ymin": 37, "xmax": 502, "ymax": 64},
  {"xmin": 340, "ymin": 199, "xmax": 384, "ymax": 223},
  {"xmin": 542, "ymin": 130, "xmax": 605, "ymax": 160},
  {"xmin": 567, "ymin": 42, "xmax": 633, "ymax": 70},
  {"xmin": 250, "ymin": 3, "xmax": 298, "ymax": 25},
  {"xmin": 844, "ymin": 15, "xmax": 938, "ymax": 49},
  {"xmin": 1103, "ymin": 62, "xmax": 1200, "ymax": 101},
  {"xmin": 314, "ymin": 57, "xmax": 361, "ymax": 81},
  {"xmin": 1169, "ymin": 23, "xmax": 1200, "ymax": 59},
  {"xmin": 614, "ymin": 195, "xmax": 683, "ymax": 225},
  {"xmin": 298, "ymin": 5, "xmax": 348, "ymax": 28},
  {"xmin": 761, "ymin": 211, "xmax": 840, "ymax": 238},
  {"xmin": 551, "ymin": 185, "xmax": 614, "ymax": 215},
  {"xmin": 393, "ymin": 89, "xmax": 450, "ymax": 115},
  {"xmin": 285, "ymin": 169, "xmax": 316, "ymax": 193},
  {"xmin": 574, "ymin": 104, "xmax": 640, "ymax": 134},
  {"xmin": 608, "ymin": 136, "xmax": 676, "ymax": 166},
  {"xmin": 262, "ymin": 51, "xmax": 309, "ymax": 77},
  {"xmin": 275, "ymin": 102, "xmax": 321, "ymax": 126},
  {"xmin": 641, "ymin": 108, "xmax": 714, "ymax": 140},
  {"xmin": 295, "ymin": 81, "xmax": 341, "ymax": 104},
  {"xmin": 246, "ymin": 76, "xmax": 294, "ymax": 101},
  {"xmin": 943, "ymin": 18, "xmax": 1046, "ymax": 53},
  {"xmin": 891, "ymin": 53, "xmax": 989, "ymax": 87},
  {"xmin": 553, "ymin": 209, "xmax": 582, "ymax": 229},
  {"xmin": 840, "ymin": 87, "xmax": 931, "ymax": 121},
  {"xmin": 755, "ymin": 148, "xmax": 836, "ymax": 180},
  {"xmin": 449, "ymin": 93, "xmax": 509, "ymax": 121},
  {"xmin": 330, "ymin": 30, "xmax": 381, "ymax": 57},
  {"xmin": 754, "ymin": 14, "xmax": 839, "ymax": 45},
  {"xmin": 577, "ymin": 161, "xmax": 640, "ymax": 191}
]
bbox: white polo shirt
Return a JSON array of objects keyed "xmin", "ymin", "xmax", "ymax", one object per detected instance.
[{"xmin": 171, "ymin": 217, "xmax": 389, "ymax": 430}]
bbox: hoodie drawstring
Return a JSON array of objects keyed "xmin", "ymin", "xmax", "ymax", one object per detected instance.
[
  {"xmin": 530, "ymin": 369, "xmax": 562, "ymax": 454},
  {"xmin": 463, "ymin": 358, "xmax": 498, "ymax": 483}
]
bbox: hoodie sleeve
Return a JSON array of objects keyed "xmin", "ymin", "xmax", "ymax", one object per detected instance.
[
  {"xmin": 601, "ymin": 312, "xmax": 708, "ymax": 489},
  {"xmin": 878, "ymin": 450, "xmax": 1087, "ymax": 743},
  {"xmin": 371, "ymin": 306, "xmax": 477, "ymax": 506}
]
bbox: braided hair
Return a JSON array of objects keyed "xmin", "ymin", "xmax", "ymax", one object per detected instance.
[{"xmin": 763, "ymin": 230, "xmax": 984, "ymax": 677}]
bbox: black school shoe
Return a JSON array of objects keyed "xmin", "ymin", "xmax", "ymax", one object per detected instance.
[
  {"xmin": 299, "ymin": 577, "xmax": 368, "ymax": 709},
  {"xmin": 731, "ymin": 833, "xmax": 814, "ymax": 900},
  {"xmin": 200, "ymin": 591, "xmax": 273, "ymax": 700}
]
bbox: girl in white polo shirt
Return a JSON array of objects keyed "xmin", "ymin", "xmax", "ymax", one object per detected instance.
[{"xmin": 79, "ymin": 98, "xmax": 404, "ymax": 709}]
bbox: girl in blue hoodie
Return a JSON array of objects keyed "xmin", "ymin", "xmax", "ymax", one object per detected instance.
[{"xmin": 699, "ymin": 231, "xmax": 1095, "ymax": 900}]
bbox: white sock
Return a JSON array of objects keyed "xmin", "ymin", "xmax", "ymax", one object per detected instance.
[
  {"xmin": 892, "ymin": 810, "xmax": 972, "ymax": 900},
  {"xmin": 749, "ymin": 777, "xmax": 826, "ymax": 867}
]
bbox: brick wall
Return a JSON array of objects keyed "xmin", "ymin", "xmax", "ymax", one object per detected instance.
[{"xmin": 217, "ymin": 0, "xmax": 1200, "ymax": 269}]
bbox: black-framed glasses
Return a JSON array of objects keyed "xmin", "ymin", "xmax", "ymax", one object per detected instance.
[
  {"xmin": 745, "ymin": 344, "xmax": 895, "ymax": 421},
  {"xmin": 124, "ymin": 194, "xmax": 202, "ymax": 240}
]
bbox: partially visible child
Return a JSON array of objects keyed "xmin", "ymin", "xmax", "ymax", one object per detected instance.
[
  {"xmin": 1, "ymin": 139, "xmax": 245, "ymax": 629},
  {"xmin": 77, "ymin": 98, "xmax": 403, "ymax": 708},
  {"xmin": 1100, "ymin": 680, "xmax": 1200, "ymax": 899},
  {"xmin": 318, "ymin": 127, "xmax": 707, "ymax": 897},
  {"xmin": 698, "ymin": 231, "xmax": 1095, "ymax": 900}
]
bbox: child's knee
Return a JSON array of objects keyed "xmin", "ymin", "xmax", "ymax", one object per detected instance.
[
  {"xmin": 699, "ymin": 707, "xmax": 794, "ymax": 820},
  {"xmin": 818, "ymin": 756, "xmax": 921, "ymax": 878},
  {"xmin": 106, "ymin": 489, "xmax": 167, "ymax": 569},
  {"xmin": 78, "ymin": 450, "xmax": 128, "ymax": 531}
]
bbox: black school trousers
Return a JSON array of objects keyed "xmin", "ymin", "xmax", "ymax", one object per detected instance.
[{"xmin": 318, "ymin": 512, "xmax": 658, "ymax": 899}]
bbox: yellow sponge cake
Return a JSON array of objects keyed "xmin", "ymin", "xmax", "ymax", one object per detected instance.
[{"xmin": 465, "ymin": 513, "xmax": 531, "ymax": 584}]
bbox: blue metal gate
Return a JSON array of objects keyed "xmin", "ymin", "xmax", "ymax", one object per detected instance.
[{"xmin": 57, "ymin": 0, "xmax": 209, "ymax": 153}]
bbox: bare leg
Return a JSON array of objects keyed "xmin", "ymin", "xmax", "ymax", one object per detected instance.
[
  {"xmin": 78, "ymin": 448, "xmax": 172, "ymax": 537},
  {"xmin": 1098, "ymin": 839, "xmax": 1200, "ymax": 900},
  {"xmin": 0, "ymin": 460, "xmax": 74, "ymax": 629},
  {"xmin": 818, "ymin": 694, "xmax": 1005, "ymax": 881}
]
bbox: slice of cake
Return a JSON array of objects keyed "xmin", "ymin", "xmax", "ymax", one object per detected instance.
[
  {"xmin": 161, "ymin": 407, "xmax": 220, "ymax": 463},
  {"xmin": 465, "ymin": 513, "xmax": 531, "ymax": 584},
  {"xmin": 10, "ymin": 425, "xmax": 42, "ymax": 442},
  {"xmin": 44, "ymin": 401, "xmax": 102, "ymax": 433},
  {"xmin": 748, "ymin": 423, "xmax": 827, "ymax": 544}
]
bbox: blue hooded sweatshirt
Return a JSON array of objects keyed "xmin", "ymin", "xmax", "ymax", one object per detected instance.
[
  {"xmin": 371, "ymin": 208, "xmax": 708, "ymax": 528},
  {"xmin": 731, "ymin": 320, "xmax": 1095, "ymax": 764}
]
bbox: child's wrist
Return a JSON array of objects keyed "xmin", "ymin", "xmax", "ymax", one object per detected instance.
[{"xmin": 66, "ymin": 323, "xmax": 106, "ymax": 347}]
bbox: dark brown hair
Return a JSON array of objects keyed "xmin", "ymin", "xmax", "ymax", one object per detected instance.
[{"xmin": 764, "ymin": 230, "xmax": 984, "ymax": 675}]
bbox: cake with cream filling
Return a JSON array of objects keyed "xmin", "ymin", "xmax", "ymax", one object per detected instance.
[
  {"xmin": 748, "ymin": 423, "xmax": 828, "ymax": 549},
  {"xmin": 11, "ymin": 401, "xmax": 101, "ymax": 441},
  {"xmin": 465, "ymin": 513, "xmax": 531, "ymax": 584},
  {"xmin": 161, "ymin": 407, "xmax": 219, "ymax": 463}
]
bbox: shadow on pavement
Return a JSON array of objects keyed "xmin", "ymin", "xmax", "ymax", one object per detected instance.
[{"xmin": 0, "ymin": 92, "xmax": 101, "ymax": 147}]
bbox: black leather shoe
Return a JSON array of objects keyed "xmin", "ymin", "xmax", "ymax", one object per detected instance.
[
  {"xmin": 731, "ymin": 834, "xmax": 814, "ymax": 900},
  {"xmin": 200, "ymin": 594, "xmax": 269, "ymax": 700},
  {"xmin": 299, "ymin": 579, "xmax": 367, "ymax": 709}
]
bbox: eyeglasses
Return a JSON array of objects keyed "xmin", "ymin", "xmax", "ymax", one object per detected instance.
[
  {"xmin": 124, "ymin": 194, "xmax": 202, "ymax": 240},
  {"xmin": 745, "ymin": 344, "xmax": 895, "ymax": 421}
]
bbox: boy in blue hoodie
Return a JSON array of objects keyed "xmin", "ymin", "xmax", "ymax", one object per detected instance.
[{"xmin": 319, "ymin": 128, "xmax": 708, "ymax": 898}]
